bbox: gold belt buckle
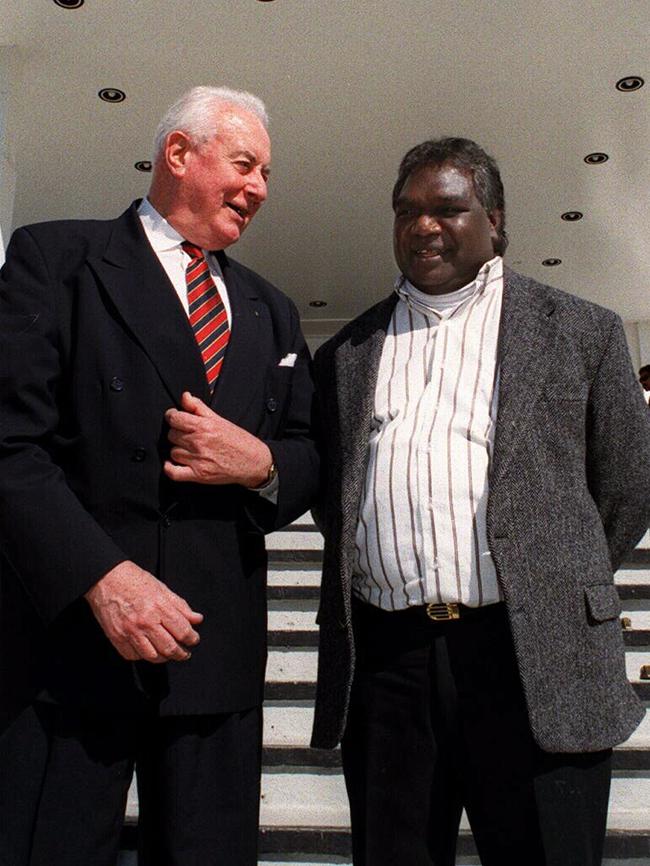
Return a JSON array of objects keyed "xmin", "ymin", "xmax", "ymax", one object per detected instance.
[{"xmin": 426, "ymin": 602, "xmax": 461, "ymax": 622}]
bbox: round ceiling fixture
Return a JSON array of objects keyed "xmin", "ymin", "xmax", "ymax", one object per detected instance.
[
  {"xmin": 616, "ymin": 76, "xmax": 644, "ymax": 93},
  {"xmin": 98, "ymin": 88, "xmax": 126, "ymax": 103},
  {"xmin": 584, "ymin": 152, "xmax": 608, "ymax": 165},
  {"xmin": 53, "ymin": 0, "xmax": 84, "ymax": 7},
  {"xmin": 561, "ymin": 211, "xmax": 583, "ymax": 222},
  {"xmin": 309, "ymin": 300, "xmax": 327, "ymax": 308},
  {"xmin": 135, "ymin": 161, "xmax": 152, "ymax": 172},
  {"xmin": 542, "ymin": 258, "xmax": 562, "ymax": 267}
]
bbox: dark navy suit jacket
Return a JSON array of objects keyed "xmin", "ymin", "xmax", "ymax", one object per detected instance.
[{"xmin": 0, "ymin": 202, "xmax": 319, "ymax": 726}]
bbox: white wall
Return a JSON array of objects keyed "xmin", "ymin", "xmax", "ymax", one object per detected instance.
[{"xmin": 0, "ymin": 48, "xmax": 17, "ymax": 265}]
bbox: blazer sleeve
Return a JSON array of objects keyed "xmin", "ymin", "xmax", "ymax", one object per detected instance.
[
  {"xmin": 244, "ymin": 298, "xmax": 320, "ymax": 532},
  {"xmin": 0, "ymin": 228, "xmax": 127, "ymax": 625},
  {"xmin": 586, "ymin": 313, "xmax": 650, "ymax": 570}
]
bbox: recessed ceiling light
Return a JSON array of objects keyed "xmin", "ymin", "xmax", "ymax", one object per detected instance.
[
  {"xmin": 584, "ymin": 152, "xmax": 608, "ymax": 165},
  {"xmin": 53, "ymin": 0, "xmax": 84, "ymax": 7},
  {"xmin": 98, "ymin": 88, "xmax": 126, "ymax": 103},
  {"xmin": 542, "ymin": 258, "xmax": 562, "ymax": 267},
  {"xmin": 561, "ymin": 211, "xmax": 583, "ymax": 222},
  {"xmin": 135, "ymin": 161, "xmax": 152, "ymax": 172},
  {"xmin": 309, "ymin": 300, "xmax": 327, "ymax": 308},
  {"xmin": 616, "ymin": 76, "xmax": 644, "ymax": 93}
]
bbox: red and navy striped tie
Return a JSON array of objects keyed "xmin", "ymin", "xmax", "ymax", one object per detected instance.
[{"xmin": 182, "ymin": 241, "xmax": 230, "ymax": 388}]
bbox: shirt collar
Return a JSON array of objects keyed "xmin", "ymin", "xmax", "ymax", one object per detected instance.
[
  {"xmin": 137, "ymin": 197, "xmax": 186, "ymax": 253},
  {"xmin": 395, "ymin": 255, "xmax": 502, "ymax": 317}
]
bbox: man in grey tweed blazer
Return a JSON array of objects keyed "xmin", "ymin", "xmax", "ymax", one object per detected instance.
[{"xmin": 310, "ymin": 138, "xmax": 650, "ymax": 866}]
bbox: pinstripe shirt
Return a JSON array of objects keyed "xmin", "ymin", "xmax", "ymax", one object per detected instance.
[{"xmin": 353, "ymin": 256, "xmax": 503, "ymax": 610}]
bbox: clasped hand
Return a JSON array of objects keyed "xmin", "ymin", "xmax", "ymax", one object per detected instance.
[{"xmin": 164, "ymin": 391, "xmax": 272, "ymax": 488}]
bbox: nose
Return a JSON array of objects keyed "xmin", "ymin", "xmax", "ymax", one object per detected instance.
[
  {"xmin": 246, "ymin": 167, "xmax": 268, "ymax": 204},
  {"xmin": 412, "ymin": 213, "xmax": 441, "ymax": 235}
]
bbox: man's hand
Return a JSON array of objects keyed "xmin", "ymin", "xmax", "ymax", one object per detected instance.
[
  {"xmin": 84, "ymin": 560, "xmax": 204, "ymax": 663},
  {"xmin": 164, "ymin": 391, "xmax": 273, "ymax": 487}
]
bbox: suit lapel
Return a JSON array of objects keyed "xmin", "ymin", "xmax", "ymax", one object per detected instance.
[
  {"xmin": 209, "ymin": 254, "xmax": 268, "ymax": 425},
  {"xmin": 87, "ymin": 203, "xmax": 209, "ymax": 406},
  {"xmin": 490, "ymin": 270, "xmax": 559, "ymax": 485}
]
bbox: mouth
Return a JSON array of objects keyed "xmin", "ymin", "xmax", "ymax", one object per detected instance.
[
  {"xmin": 412, "ymin": 247, "xmax": 445, "ymax": 259},
  {"xmin": 226, "ymin": 202, "xmax": 248, "ymax": 220}
]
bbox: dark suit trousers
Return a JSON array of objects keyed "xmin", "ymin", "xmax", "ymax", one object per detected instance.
[
  {"xmin": 0, "ymin": 702, "xmax": 262, "ymax": 866},
  {"xmin": 341, "ymin": 599, "xmax": 611, "ymax": 866}
]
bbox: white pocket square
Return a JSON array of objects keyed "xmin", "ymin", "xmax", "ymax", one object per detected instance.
[{"xmin": 278, "ymin": 353, "xmax": 297, "ymax": 367}]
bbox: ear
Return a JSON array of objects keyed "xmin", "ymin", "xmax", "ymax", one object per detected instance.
[
  {"xmin": 164, "ymin": 130, "xmax": 193, "ymax": 178},
  {"xmin": 487, "ymin": 208, "xmax": 503, "ymax": 252}
]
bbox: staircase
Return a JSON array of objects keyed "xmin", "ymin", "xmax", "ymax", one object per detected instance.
[{"xmin": 119, "ymin": 522, "xmax": 650, "ymax": 866}]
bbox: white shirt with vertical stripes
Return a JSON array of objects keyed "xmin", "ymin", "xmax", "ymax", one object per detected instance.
[{"xmin": 353, "ymin": 255, "xmax": 504, "ymax": 611}]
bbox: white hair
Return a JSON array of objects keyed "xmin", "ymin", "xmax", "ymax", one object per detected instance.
[{"xmin": 152, "ymin": 85, "xmax": 269, "ymax": 160}]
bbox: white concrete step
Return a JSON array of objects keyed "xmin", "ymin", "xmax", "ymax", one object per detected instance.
[
  {"xmin": 267, "ymin": 647, "xmax": 650, "ymax": 692},
  {"xmin": 267, "ymin": 531, "xmax": 324, "ymax": 550},
  {"xmin": 268, "ymin": 600, "xmax": 318, "ymax": 633},
  {"xmin": 621, "ymin": 609, "xmax": 650, "ymax": 629},
  {"xmin": 264, "ymin": 703, "xmax": 650, "ymax": 754},
  {"xmin": 268, "ymin": 565, "xmax": 321, "ymax": 588},
  {"xmin": 265, "ymin": 701, "xmax": 314, "ymax": 747},
  {"xmin": 268, "ymin": 648, "xmax": 317, "ymax": 682},
  {"xmin": 625, "ymin": 651, "xmax": 650, "ymax": 683},
  {"xmin": 124, "ymin": 770, "xmax": 650, "ymax": 834},
  {"xmin": 624, "ymin": 709, "xmax": 650, "ymax": 749},
  {"xmin": 616, "ymin": 567, "xmax": 650, "ymax": 586}
]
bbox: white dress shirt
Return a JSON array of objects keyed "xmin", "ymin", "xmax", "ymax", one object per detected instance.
[{"xmin": 137, "ymin": 198, "xmax": 232, "ymax": 326}]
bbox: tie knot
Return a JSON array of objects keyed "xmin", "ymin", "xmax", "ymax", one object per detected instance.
[{"xmin": 182, "ymin": 241, "xmax": 203, "ymax": 261}]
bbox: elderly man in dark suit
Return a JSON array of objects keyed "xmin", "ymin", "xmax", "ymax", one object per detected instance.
[
  {"xmin": 311, "ymin": 137, "xmax": 650, "ymax": 866},
  {"xmin": 0, "ymin": 85, "xmax": 318, "ymax": 866}
]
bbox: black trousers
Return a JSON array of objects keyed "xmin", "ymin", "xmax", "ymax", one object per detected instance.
[
  {"xmin": 0, "ymin": 701, "xmax": 262, "ymax": 866},
  {"xmin": 341, "ymin": 599, "xmax": 612, "ymax": 866}
]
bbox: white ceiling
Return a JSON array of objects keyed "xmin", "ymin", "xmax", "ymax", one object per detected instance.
[{"xmin": 2, "ymin": 0, "xmax": 649, "ymax": 334}]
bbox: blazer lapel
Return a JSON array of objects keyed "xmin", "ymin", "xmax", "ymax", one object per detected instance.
[
  {"xmin": 336, "ymin": 295, "xmax": 397, "ymax": 475},
  {"xmin": 490, "ymin": 270, "xmax": 559, "ymax": 485},
  {"xmin": 209, "ymin": 253, "xmax": 268, "ymax": 426},
  {"xmin": 87, "ymin": 203, "xmax": 209, "ymax": 406}
]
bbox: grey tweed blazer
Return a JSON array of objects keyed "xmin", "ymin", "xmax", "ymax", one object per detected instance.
[{"xmin": 310, "ymin": 269, "xmax": 650, "ymax": 752}]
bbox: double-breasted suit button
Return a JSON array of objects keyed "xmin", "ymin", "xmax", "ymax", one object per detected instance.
[
  {"xmin": 161, "ymin": 515, "xmax": 171, "ymax": 529},
  {"xmin": 109, "ymin": 377, "xmax": 124, "ymax": 392},
  {"xmin": 131, "ymin": 447, "xmax": 146, "ymax": 462},
  {"xmin": 266, "ymin": 397, "xmax": 278, "ymax": 413}
]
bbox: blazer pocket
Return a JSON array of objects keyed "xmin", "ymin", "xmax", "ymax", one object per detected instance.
[{"xmin": 584, "ymin": 584, "xmax": 621, "ymax": 623}]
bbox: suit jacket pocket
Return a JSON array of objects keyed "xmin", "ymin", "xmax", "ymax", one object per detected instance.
[{"xmin": 584, "ymin": 584, "xmax": 621, "ymax": 623}]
